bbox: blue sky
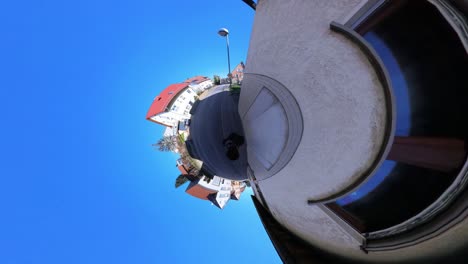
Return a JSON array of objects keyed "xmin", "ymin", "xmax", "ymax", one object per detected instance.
[{"xmin": 0, "ymin": 1, "xmax": 280, "ymax": 263}]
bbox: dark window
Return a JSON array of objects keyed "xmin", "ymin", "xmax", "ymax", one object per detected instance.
[{"xmin": 330, "ymin": 0, "xmax": 468, "ymax": 233}]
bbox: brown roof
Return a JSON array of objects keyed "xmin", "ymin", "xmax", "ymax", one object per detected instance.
[
  {"xmin": 185, "ymin": 181, "xmax": 217, "ymax": 200},
  {"xmin": 184, "ymin": 76, "xmax": 209, "ymax": 85}
]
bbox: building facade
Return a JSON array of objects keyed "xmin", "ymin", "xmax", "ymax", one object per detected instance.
[
  {"xmin": 241, "ymin": 0, "xmax": 468, "ymax": 262},
  {"xmin": 185, "ymin": 175, "xmax": 247, "ymax": 209},
  {"xmin": 184, "ymin": 76, "xmax": 213, "ymax": 94},
  {"xmin": 231, "ymin": 62, "xmax": 245, "ymax": 84},
  {"xmin": 163, "ymin": 126, "xmax": 178, "ymax": 137},
  {"xmin": 176, "ymin": 158, "xmax": 193, "ymax": 176},
  {"xmin": 146, "ymin": 83, "xmax": 197, "ymax": 127}
]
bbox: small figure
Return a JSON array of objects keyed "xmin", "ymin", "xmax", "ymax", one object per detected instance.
[{"xmin": 223, "ymin": 133, "xmax": 245, "ymax": 160}]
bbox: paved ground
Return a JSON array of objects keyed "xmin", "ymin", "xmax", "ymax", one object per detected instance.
[
  {"xmin": 198, "ymin": 84, "xmax": 230, "ymax": 100},
  {"xmin": 186, "ymin": 85, "xmax": 247, "ymax": 181}
]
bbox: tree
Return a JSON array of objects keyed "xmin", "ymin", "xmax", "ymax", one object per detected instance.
[
  {"xmin": 213, "ymin": 75, "xmax": 221, "ymax": 85},
  {"xmin": 153, "ymin": 136, "xmax": 177, "ymax": 152},
  {"xmin": 175, "ymin": 174, "xmax": 190, "ymax": 188}
]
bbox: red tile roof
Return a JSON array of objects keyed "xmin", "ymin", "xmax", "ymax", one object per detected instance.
[
  {"xmin": 185, "ymin": 181, "xmax": 217, "ymax": 200},
  {"xmin": 146, "ymin": 83, "xmax": 189, "ymax": 121},
  {"xmin": 184, "ymin": 76, "xmax": 209, "ymax": 85}
]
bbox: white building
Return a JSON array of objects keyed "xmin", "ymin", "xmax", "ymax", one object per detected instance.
[
  {"xmin": 146, "ymin": 83, "xmax": 197, "ymax": 127},
  {"xmin": 184, "ymin": 76, "xmax": 213, "ymax": 94},
  {"xmin": 163, "ymin": 126, "xmax": 177, "ymax": 137},
  {"xmin": 185, "ymin": 175, "xmax": 246, "ymax": 209}
]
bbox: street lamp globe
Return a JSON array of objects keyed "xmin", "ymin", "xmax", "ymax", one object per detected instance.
[{"xmin": 218, "ymin": 28, "xmax": 229, "ymax": 37}]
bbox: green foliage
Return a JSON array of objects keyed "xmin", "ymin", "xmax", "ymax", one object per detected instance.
[
  {"xmin": 213, "ymin": 75, "xmax": 221, "ymax": 85},
  {"xmin": 229, "ymin": 84, "xmax": 241, "ymax": 93},
  {"xmin": 174, "ymin": 135, "xmax": 202, "ymax": 174},
  {"xmin": 153, "ymin": 135, "xmax": 177, "ymax": 152},
  {"xmin": 178, "ymin": 134, "xmax": 185, "ymax": 142}
]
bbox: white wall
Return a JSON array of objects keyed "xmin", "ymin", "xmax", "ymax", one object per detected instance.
[
  {"xmin": 151, "ymin": 112, "xmax": 178, "ymax": 127},
  {"xmin": 199, "ymin": 80, "xmax": 213, "ymax": 90},
  {"xmin": 241, "ymin": 0, "xmax": 385, "ymax": 261},
  {"xmin": 151, "ymin": 87, "xmax": 197, "ymax": 127},
  {"xmin": 163, "ymin": 126, "xmax": 177, "ymax": 137},
  {"xmin": 198, "ymin": 176, "xmax": 226, "ymax": 191},
  {"xmin": 168, "ymin": 87, "xmax": 196, "ymax": 119},
  {"xmin": 241, "ymin": 0, "xmax": 468, "ymax": 262},
  {"xmin": 189, "ymin": 80, "xmax": 213, "ymax": 94}
]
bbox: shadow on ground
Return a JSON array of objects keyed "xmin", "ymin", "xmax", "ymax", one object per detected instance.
[{"xmin": 186, "ymin": 91, "xmax": 247, "ymax": 181}]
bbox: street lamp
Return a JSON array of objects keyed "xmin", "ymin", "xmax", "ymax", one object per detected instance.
[{"xmin": 218, "ymin": 28, "xmax": 232, "ymax": 86}]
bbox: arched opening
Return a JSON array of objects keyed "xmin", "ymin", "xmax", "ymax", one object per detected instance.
[{"xmin": 331, "ymin": 0, "xmax": 468, "ymax": 233}]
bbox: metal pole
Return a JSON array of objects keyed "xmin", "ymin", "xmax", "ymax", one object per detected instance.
[{"xmin": 226, "ymin": 34, "xmax": 232, "ymax": 86}]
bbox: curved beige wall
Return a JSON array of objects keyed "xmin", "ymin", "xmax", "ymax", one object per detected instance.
[{"xmin": 241, "ymin": 0, "xmax": 468, "ymax": 262}]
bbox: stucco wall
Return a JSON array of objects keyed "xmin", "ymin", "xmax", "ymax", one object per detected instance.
[
  {"xmin": 241, "ymin": 0, "xmax": 388, "ymax": 200},
  {"xmin": 241, "ymin": 0, "xmax": 386, "ymax": 258},
  {"xmin": 241, "ymin": 0, "xmax": 468, "ymax": 262},
  {"xmin": 241, "ymin": 0, "xmax": 386, "ymax": 254}
]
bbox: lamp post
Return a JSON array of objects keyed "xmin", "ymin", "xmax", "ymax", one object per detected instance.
[{"xmin": 218, "ymin": 28, "xmax": 232, "ymax": 86}]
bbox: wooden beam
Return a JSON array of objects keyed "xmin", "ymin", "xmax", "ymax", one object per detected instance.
[
  {"xmin": 387, "ymin": 136, "xmax": 466, "ymax": 172},
  {"xmin": 326, "ymin": 203, "xmax": 367, "ymax": 233}
]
